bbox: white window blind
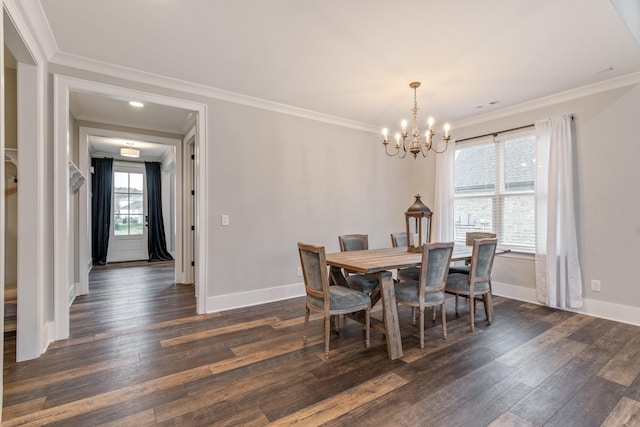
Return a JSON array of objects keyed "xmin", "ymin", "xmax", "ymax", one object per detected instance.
[{"xmin": 453, "ymin": 131, "xmax": 536, "ymax": 252}]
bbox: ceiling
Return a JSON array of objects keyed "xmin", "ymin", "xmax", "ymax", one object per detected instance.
[{"xmin": 35, "ymin": 0, "xmax": 640, "ymax": 137}]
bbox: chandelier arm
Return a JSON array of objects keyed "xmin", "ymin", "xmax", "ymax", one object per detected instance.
[
  {"xmin": 397, "ymin": 143, "xmax": 408, "ymax": 159},
  {"xmin": 384, "ymin": 143, "xmax": 400, "ymax": 157},
  {"xmin": 430, "ymin": 138, "xmax": 450, "ymax": 154}
]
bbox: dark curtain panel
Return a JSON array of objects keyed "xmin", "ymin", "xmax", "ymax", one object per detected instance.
[
  {"xmin": 145, "ymin": 162, "xmax": 174, "ymax": 261},
  {"xmin": 91, "ymin": 157, "xmax": 113, "ymax": 265}
]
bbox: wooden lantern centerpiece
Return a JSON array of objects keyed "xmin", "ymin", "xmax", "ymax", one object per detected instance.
[{"xmin": 405, "ymin": 194, "xmax": 432, "ymax": 253}]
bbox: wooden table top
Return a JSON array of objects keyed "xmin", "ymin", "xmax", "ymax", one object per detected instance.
[{"xmin": 325, "ymin": 245, "xmax": 510, "ymax": 274}]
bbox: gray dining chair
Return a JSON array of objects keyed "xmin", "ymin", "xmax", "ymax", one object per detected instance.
[
  {"xmin": 449, "ymin": 231, "xmax": 497, "ymax": 274},
  {"xmin": 445, "ymin": 237, "xmax": 498, "ymax": 331},
  {"xmin": 394, "ymin": 242, "xmax": 454, "ymax": 348},
  {"xmin": 298, "ymin": 242, "xmax": 371, "ymax": 359},
  {"xmin": 338, "ymin": 234, "xmax": 381, "ymax": 300},
  {"xmin": 390, "ymin": 232, "xmax": 420, "ymax": 282}
]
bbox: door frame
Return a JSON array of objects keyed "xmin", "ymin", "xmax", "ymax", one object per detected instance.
[
  {"xmin": 3, "ymin": 0, "xmax": 47, "ymax": 364},
  {"xmin": 54, "ymin": 76, "xmax": 208, "ymax": 340},
  {"xmin": 78, "ymin": 127, "xmax": 183, "ymax": 293}
]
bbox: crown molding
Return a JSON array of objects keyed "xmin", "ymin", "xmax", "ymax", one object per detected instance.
[
  {"xmin": 6, "ymin": 0, "xmax": 58, "ymax": 60},
  {"xmin": 51, "ymin": 51, "xmax": 380, "ymax": 133},
  {"xmin": 453, "ymin": 71, "xmax": 640, "ymax": 129}
]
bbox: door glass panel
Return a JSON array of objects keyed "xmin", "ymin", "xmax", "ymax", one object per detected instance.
[
  {"xmin": 129, "ymin": 215, "xmax": 144, "ymax": 235},
  {"xmin": 114, "ymin": 215, "xmax": 128, "ymax": 235},
  {"xmin": 129, "ymin": 194, "xmax": 144, "ymax": 214},
  {"xmin": 113, "ymin": 172, "xmax": 129, "ymax": 193},
  {"xmin": 129, "ymin": 173, "xmax": 143, "ymax": 193},
  {"xmin": 114, "ymin": 193, "xmax": 129, "ymax": 215}
]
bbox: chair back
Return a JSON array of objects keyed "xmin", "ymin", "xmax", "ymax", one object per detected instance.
[
  {"xmin": 469, "ymin": 238, "xmax": 498, "ymax": 283},
  {"xmin": 390, "ymin": 232, "xmax": 407, "ymax": 248},
  {"xmin": 298, "ymin": 243, "xmax": 329, "ymax": 304},
  {"xmin": 465, "ymin": 232, "xmax": 497, "ymax": 246},
  {"xmin": 338, "ymin": 234, "xmax": 369, "ymax": 252},
  {"xmin": 419, "ymin": 242, "xmax": 454, "ymax": 294}
]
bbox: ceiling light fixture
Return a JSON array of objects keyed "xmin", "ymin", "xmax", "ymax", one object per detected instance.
[
  {"xmin": 129, "ymin": 101, "xmax": 144, "ymax": 108},
  {"xmin": 120, "ymin": 143, "xmax": 140, "ymax": 158},
  {"xmin": 382, "ymin": 82, "xmax": 451, "ymax": 159}
]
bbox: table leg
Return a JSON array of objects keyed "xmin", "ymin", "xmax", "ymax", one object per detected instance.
[{"xmin": 378, "ymin": 270, "xmax": 403, "ymax": 360}]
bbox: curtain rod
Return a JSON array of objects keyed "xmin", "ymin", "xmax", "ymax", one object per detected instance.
[
  {"xmin": 455, "ymin": 124, "xmax": 534, "ymax": 143},
  {"xmin": 456, "ymin": 115, "xmax": 574, "ymax": 143}
]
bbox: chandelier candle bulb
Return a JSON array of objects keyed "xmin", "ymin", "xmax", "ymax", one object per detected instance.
[{"xmin": 444, "ymin": 123, "xmax": 450, "ymax": 138}]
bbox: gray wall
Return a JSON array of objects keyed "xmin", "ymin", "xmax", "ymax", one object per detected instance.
[
  {"xmin": 45, "ymin": 66, "xmax": 640, "ymax": 322},
  {"xmin": 47, "ymin": 64, "xmax": 413, "ymax": 303}
]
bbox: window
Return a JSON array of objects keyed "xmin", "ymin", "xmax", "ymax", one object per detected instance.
[
  {"xmin": 113, "ymin": 171, "xmax": 144, "ymax": 236},
  {"xmin": 453, "ymin": 133, "xmax": 536, "ymax": 251}
]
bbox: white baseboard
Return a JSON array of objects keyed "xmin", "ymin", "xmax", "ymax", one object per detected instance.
[
  {"xmin": 208, "ymin": 280, "xmax": 639, "ymax": 327},
  {"xmin": 206, "ymin": 282, "xmax": 306, "ymax": 313},
  {"xmin": 493, "ymin": 281, "xmax": 640, "ymax": 327}
]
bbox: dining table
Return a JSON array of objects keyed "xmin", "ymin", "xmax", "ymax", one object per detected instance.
[{"xmin": 325, "ymin": 245, "xmax": 510, "ymax": 360}]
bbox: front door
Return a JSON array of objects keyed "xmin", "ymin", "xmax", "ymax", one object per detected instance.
[{"xmin": 106, "ymin": 162, "xmax": 148, "ymax": 262}]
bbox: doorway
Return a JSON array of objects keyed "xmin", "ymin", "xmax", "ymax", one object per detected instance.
[{"xmin": 54, "ymin": 80, "xmax": 208, "ymax": 342}]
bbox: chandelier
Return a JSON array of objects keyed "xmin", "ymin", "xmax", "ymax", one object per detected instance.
[{"xmin": 382, "ymin": 82, "xmax": 451, "ymax": 159}]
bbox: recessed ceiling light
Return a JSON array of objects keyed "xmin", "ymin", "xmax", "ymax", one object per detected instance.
[{"xmin": 129, "ymin": 101, "xmax": 144, "ymax": 108}]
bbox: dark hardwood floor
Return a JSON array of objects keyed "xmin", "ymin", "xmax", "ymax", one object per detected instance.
[{"xmin": 3, "ymin": 262, "xmax": 640, "ymax": 426}]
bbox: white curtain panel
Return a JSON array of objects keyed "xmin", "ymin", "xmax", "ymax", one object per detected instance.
[
  {"xmin": 534, "ymin": 116, "xmax": 583, "ymax": 308},
  {"xmin": 433, "ymin": 140, "xmax": 455, "ymax": 243}
]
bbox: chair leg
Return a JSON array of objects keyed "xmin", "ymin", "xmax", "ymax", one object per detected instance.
[
  {"xmin": 432, "ymin": 306, "xmax": 437, "ymax": 321},
  {"xmin": 334, "ymin": 314, "xmax": 340, "ymax": 335},
  {"xmin": 455, "ymin": 295, "xmax": 459, "ymax": 316},
  {"xmin": 484, "ymin": 293, "xmax": 493, "ymax": 324},
  {"xmin": 365, "ymin": 307, "xmax": 371, "ymax": 348},
  {"xmin": 441, "ymin": 302, "xmax": 447, "ymax": 340},
  {"xmin": 323, "ymin": 315, "xmax": 330, "ymax": 360},
  {"xmin": 303, "ymin": 306, "xmax": 309, "ymax": 344},
  {"xmin": 468, "ymin": 293, "xmax": 475, "ymax": 332},
  {"xmin": 411, "ymin": 307, "xmax": 416, "ymax": 325},
  {"xmin": 419, "ymin": 308, "xmax": 425, "ymax": 349}
]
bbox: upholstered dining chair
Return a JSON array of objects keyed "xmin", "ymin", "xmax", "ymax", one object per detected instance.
[
  {"xmin": 394, "ymin": 242, "xmax": 454, "ymax": 348},
  {"xmin": 445, "ymin": 237, "xmax": 498, "ymax": 332},
  {"xmin": 338, "ymin": 234, "xmax": 381, "ymax": 300},
  {"xmin": 298, "ymin": 243, "xmax": 371, "ymax": 360},
  {"xmin": 448, "ymin": 232, "xmax": 497, "ymax": 275},
  {"xmin": 390, "ymin": 232, "xmax": 420, "ymax": 282}
]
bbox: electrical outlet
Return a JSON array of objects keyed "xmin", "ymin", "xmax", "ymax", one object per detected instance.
[
  {"xmin": 221, "ymin": 214, "xmax": 230, "ymax": 226},
  {"xmin": 296, "ymin": 267, "xmax": 302, "ymax": 277},
  {"xmin": 591, "ymin": 279, "xmax": 601, "ymax": 292}
]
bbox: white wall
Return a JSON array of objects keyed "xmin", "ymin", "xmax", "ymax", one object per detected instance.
[{"xmin": 452, "ymin": 82, "xmax": 640, "ymax": 322}]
